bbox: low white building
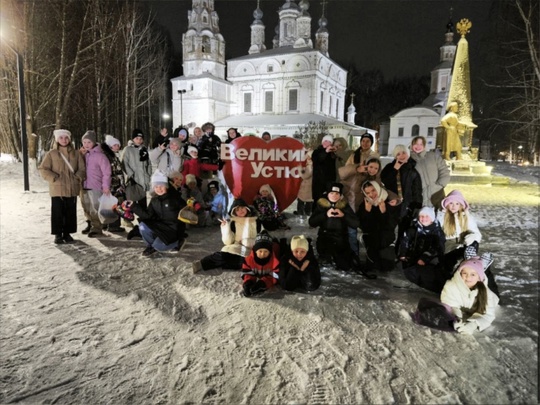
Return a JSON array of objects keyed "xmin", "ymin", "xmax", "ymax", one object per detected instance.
[
  {"xmin": 382, "ymin": 19, "xmax": 457, "ymax": 155},
  {"xmin": 171, "ymin": 0, "xmax": 374, "ymax": 145}
]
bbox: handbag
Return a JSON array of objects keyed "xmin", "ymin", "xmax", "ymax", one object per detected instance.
[
  {"xmin": 430, "ymin": 188, "xmax": 446, "ymax": 210},
  {"xmin": 98, "ymin": 194, "xmax": 119, "ymax": 224},
  {"xmin": 125, "ymin": 178, "xmax": 146, "ymax": 201}
]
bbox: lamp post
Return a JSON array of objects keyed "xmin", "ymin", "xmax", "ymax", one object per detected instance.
[
  {"xmin": 178, "ymin": 89, "xmax": 186, "ymax": 127},
  {"xmin": 2, "ymin": 39, "xmax": 29, "ymax": 191}
]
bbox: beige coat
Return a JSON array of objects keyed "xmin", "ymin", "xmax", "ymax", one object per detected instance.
[
  {"xmin": 297, "ymin": 161, "xmax": 313, "ymax": 202},
  {"xmin": 39, "ymin": 144, "xmax": 86, "ymax": 197}
]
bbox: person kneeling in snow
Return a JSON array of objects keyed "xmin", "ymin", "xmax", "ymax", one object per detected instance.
[
  {"xmin": 241, "ymin": 231, "xmax": 280, "ymax": 297},
  {"xmin": 129, "ymin": 170, "xmax": 187, "ymax": 257},
  {"xmin": 440, "ymin": 256, "xmax": 499, "ymax": 334},
  {"xmin": 280, "ymin": 235, "xmax": 321, "ymax": 292}
]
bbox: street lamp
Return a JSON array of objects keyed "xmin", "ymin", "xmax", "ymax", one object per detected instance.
[
  {"xmin": 178, "ymin": 89, "xmax": 186, "ymax": 127},
  {"xmin": 1, "ymin": 37, "xmax": 29, "ymax": 191}
]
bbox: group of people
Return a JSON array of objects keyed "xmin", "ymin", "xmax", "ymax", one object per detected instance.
[{"xmin": 40, "ymin": 127, "xmax": 499, "ymax": 334}]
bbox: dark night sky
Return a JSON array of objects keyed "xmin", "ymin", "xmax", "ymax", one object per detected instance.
[{"xmin": 147, "ymin": 0, "xmax": 495, "ymax": 80}]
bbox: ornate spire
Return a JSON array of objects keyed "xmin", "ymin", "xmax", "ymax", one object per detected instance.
[
  {"xmin": 249, "ymin": 0, "xmax": 266, "ymax": 54},
  {"xmin": 295, "ymin": 0, "xmax": 313, "ymax": 48},
  {"xmin": 315, "ymin": 0, "xmax": 329, "ymax": 56}
]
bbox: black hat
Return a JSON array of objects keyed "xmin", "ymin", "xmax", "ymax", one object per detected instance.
[
  {"xmin": 208, "ymin": 180, "xmax": 219, "ymax": 191},
  {"xmin": 132, "ymin": 128, "xmax": 144, "ymax": 140},
  {"xmin": 229, "ymin": 198, "xmax": 251, "ymax": 216},
  {"xmin": 327, "ymin": 182, "xmax": 343, "ymax": 194},
  {"xmin": 253, "ymin": 231, "xmax": 273, "ymax": 253},
  {"xmin": 360, "ymin": 133, "xmax": 374, "ymax": 146}
]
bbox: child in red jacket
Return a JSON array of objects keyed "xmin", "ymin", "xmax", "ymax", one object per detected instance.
[{"xmin": 241, "ymin": 231, "xmax": 280, "ymax": 297}]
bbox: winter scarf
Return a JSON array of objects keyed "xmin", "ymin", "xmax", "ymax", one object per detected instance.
[{"xmin": 362, "ymin": 180, "xmax": 388, "ymax": 206}]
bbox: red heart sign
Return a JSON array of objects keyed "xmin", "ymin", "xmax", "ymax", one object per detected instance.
[{"xmin": 221, "ymin": 136, "xmax": 306, "ymax": 210}]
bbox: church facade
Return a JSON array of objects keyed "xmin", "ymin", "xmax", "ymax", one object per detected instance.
[{"xmin": 170, "ymin": 0, "xmax": 373, "ymax": 141}]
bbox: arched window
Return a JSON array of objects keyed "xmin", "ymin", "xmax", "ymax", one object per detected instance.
[{"xmin": 412, "ymin": 125, "xmax": 420, "ymax": 137}]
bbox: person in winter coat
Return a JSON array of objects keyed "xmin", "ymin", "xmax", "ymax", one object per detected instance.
[
  {"xmin": 129, "ymin": 170, "xmax": 187, "ymax": 256},
  {"xmin": 311, "ymin": 135, "xmax": 338, "ymax": 202},
  {"xmin": 101, "ymin": 135, "xmax": 126, "ymax": 233},
  {"xmin": 441, "ymin": 257, "xmax": 499, "ymax": 334},
  {"xmin": 181, "ymin": 146, "xmax": 219, "ymax": 186},
  {"xmin": 280, "ymin": 235, "xmax": 321, "ymax": 292},
  {"xmin": 197, "ymin": 122, "xmax": 222, "ymax": 166},
  {"xmin": 181, "ymin": 174, "xmax": 207, "ymax": 226},
  {"xmin": 410, "ymin": 136, "xmax": 450, "ymax": 209},
  {"xmin": 225, "ymin": 127, "xmax": 242, "ymax": 144},
  {"xmin": 39, "ymin": 129, "xmax": 86, "ymax": 244},
  {"xmin": 309, "ymin": 182, "xmax": 360, "ymax": 272},
  {"xmin": 294, "ymin": 151, "xmax": 314, "ymax": 216},
  {"xmin": 151, "ymin": 127, "xmax": 171, "ymax": 149},
  {"xmin": 357, "ymin": 181, "xmax": 399, "ymax": 278},
  {"xmin": 381, "ymin": 144, "xmax": 423, "ymax": 251},
  {"xmin": 253, "ymin": 184, "xmax": 290, "ymax": 231},
  {"xmin": 192, "ymin": 198, "xmax": 262, "ymax": 273},
  {"xmin": 333, "ymin": 137, "xmax": 353, "ymax": 172},
  {"xmin": 79, "ymin": 130, "xmax": 112, "ymax": 237},
  {"xmin": 122, "ymin": 129, "xmax": 153, "ymax": 240},
  {"xmin": 344, "ymin": 133, "xmax": 380, "ymax": 170},
  {"xmin": 241, "ymin": 231, "xmax": 280, "ymax": 297},
  {"xmin": 150, "ymin": 137, "xmax": 184, "ymax": 177},
  {"xmin": 398, "ymin": 207, "xmax": 447, "ymax": 292},
  {"xmin": 437, "ymin": 190, "xmax": 482, "ymax": 272},
  {"xmin": 121, "ymin": 129, "xmax": 152, "ymax": 207},
  {"xmin": 203, "ymin": 180, "xmax": 227, "ymax": 224}
]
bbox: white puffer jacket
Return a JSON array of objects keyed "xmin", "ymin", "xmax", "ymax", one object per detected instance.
[
  {"xmin": 440, "ymin": 271, "xmax": 499, "ymax": 331},
  {"xmin": 221, "ymin": 216, "xmax": 259, "ymax": 257}
]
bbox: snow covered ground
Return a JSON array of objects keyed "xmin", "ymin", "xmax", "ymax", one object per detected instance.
[{"xmin": 0, "ymin": 159, "xmax": 538, "ymax": 404}]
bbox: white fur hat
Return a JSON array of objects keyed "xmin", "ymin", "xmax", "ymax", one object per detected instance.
[
  {"xmin": 151, "ymin": 170, "xmax": 168, "ymax": 186},
  {"xmin": 322, "ymin": 135, "xmax": 334, "ymax": 144},
  {"xmin": 54, "ymin": 129, "xmax": 71, "ymax": 141},
  {"xmin": 291, "ymin": 235, "xmax": 309, "ymax": 252},
  {"xmin": 418, "ymin": 206, "xmax": 436, "ymax": 222},
  {"xmin": 105, "ymin": 135, "xmax": 120, "ymax": 148},
  {"xmin": 187, "ymin": 146, "xmax": 198, "ymax": 155}
]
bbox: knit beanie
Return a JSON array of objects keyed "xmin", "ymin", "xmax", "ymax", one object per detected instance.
[
  {"xmin": 360, "ymin": 133, "xmax": 374, "ymax": 146},
  {"xmin": 418, "ymin": 206, "xmax": 436, "ymax": 222},
  {"xmin": 168, "ymin": 170, "xmax": 183, "ymax": 180},
  {"xmin": 327, "ymin": 182, "xmax": 343, "ymax": 194},
  {"xmin": 105, "ymin": 135, "xmax": 121, "ymax": 148},
  {"xmin": 458, "ymin": 257, "xmax": 485, "ymax": 282},
  {"xmin": 82, "ymin": 130, "xmax": 97, "ymax": 144},
  {"xmin": 131, "ymin": 129, "xmax": 144, "ymax": 140},
  {"xmin": 253, "ymin": 231, "xmax": 273, "ymax": 253},
  {"xmin": 151, "ymin": 170, "xmax": 168, "ymax": 186},
  {"xmin": 178, "ymin": 128, "xmax": 189, "ymax": 139},
  {"xmin": 291, "ymin": 235, "xmax": 309, "ymax": 252},
  {"xmin": 187, "ymin": 146, "xmax": 198, "ymax": 156},
  {"xmin": 441, "ymin": 189, "xmax": 469, "ymax": 210},
  {"xmin": 322, "ymin": 135, "xmax": 334, "ymax": 144},
  {"xmin": 392, "ymin": 144, "xmax": 408, "ymax": 158},
  {"xmin": 54, "ymin": 129, "xmax": 71, "ymax": 141}
]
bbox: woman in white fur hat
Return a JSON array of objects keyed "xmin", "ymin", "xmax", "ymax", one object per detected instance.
[{"xmin": 39, "ymin": 129, "xmax": 86, "ymax": 244}]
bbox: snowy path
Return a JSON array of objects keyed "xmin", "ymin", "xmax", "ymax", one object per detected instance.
[{"xmin": 0, "ymin": 162, "xmax": 538, "ymax": 404}]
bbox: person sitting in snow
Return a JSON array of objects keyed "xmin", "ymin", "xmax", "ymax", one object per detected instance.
[
  {"xmin": 308, "ymin": 182, "xmax": 360, "ymax": 272},
  {"xmin": 279, "ymin": 235, "xmax": 321, "ymax": 292},
  {"xmin": 204, "ymin": 180, "xmax": 227, "ymax": 224},
  {"xmin": 192, "ymin": 198, "xmax": 262, "ymax": 273},
  {"xmin": 241, "ymin": 230, "xmax": 280, "ymax": 297},
  {"xmin": 398, "ymin": 206, "xmax": 447, "ymax": 292},
  {"xmin": 440, "ymin": 256, "xmax": 499, "ymax": 334}
]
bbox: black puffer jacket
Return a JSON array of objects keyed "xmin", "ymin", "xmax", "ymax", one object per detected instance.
[
  {"xmin": 308, "ymin": 197, "xmax": 359, "ymax": 241},
  {"xmin": 381, "ymin": 159, "xmax": 423, "ymax": 218},
  {"xmin": 131, "ymin": 188, "xmax": 186, "ymax": 245},
  {"xmin": 398, "ymin": 220, "xmax": 446, "ymax": 267}
]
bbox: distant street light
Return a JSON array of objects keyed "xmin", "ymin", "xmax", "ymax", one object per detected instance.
[
  {"xmin": 178, "ymin": 89, "xmax": 186, "ymax": 127},
  {"xmin": 1, "ymin": 37, "xmax": 29, "ymax": 191}
]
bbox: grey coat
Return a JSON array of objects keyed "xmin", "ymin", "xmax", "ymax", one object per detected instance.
[
  {"xmin": 121, "ymin": 145, "xmax": 152, "ymax": 191},
  {"xmin": 410, "ymin": 150, "xmax": 450, "ymax": 207}
]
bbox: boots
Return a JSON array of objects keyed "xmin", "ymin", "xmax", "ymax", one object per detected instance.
[
  {"xmin": 54, "ymin": 234, "xmax": 64, "ymax": 244},
  {"xmin": 293, "ymin": 199, "xmax": 305, "ymax": 216},
  {"xmin": 81, "ymin": 221, "xmax": 91, "ymax": 234}
]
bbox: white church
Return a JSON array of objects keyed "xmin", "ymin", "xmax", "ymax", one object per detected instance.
[
  {"xmin": 170, "ymin": 0, "xmax": 374, "ymax": 142},
  {"xmin": 379, "ymin": 20, "xmax": 457, "ymax": 155}
]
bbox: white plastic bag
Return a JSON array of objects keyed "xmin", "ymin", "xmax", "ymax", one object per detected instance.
[{"xmin": 98, "ymin": 194, "xmax": 119, "ymax": 224}]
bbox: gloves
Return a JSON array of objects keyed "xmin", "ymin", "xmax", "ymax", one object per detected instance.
[
  {"xmin": 464, "ymin": 233, "xmax": 477, "ymax": 246},
  {"xmin": 455, "ymin": 321, "xmax": 478, "ymax": 335}
]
